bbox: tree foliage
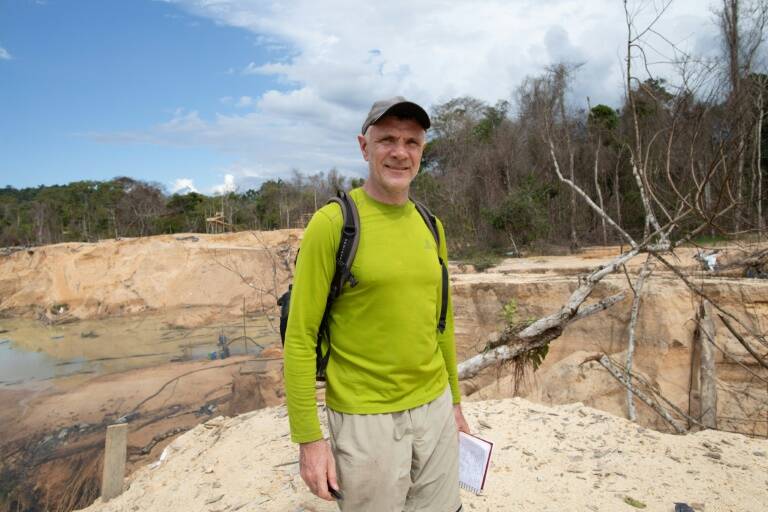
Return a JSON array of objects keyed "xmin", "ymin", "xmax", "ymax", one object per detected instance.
[{"xmin": 0, "ymin": 171, "xmax": 359, "ymax": 246}]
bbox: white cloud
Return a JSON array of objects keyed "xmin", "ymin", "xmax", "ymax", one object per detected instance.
[
  {"xmin": 235, "ymin": 96, "xmax": 254, "ymax": 108},
  {"xmin": 212, "ymin": 162, "xmax": 281, "ymax": 191},
  {"xmin": 106, "ymin": 0, "xmax": 724, "ymax": 189},
  {"xmin": 170, "ymin": 178, "xmax": 198, "ymax": 194},
  {"xmin": 0, "ymin": 46, "xmax": 12, "ymax": 60},
  {"xmin": 211, "ymin": 173, "xmax": 237, "ymax": 195},
  {"xmin": 220, "ymin": 95, "xmax": 255, "ymax": 108},
  {"xmin": 242, "ymin": 61, "xmax": 261, "ymax": 75},
  {"xmin": 169, "ymin": 0, "xmax": 720, "ymax": 105}
]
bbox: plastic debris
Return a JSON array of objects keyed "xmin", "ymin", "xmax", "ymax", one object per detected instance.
[{"xmin": 149, "ymin": 445, "xmax": 172, "ymax": 469}]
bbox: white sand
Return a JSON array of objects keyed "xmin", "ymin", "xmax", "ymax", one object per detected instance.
[{"xmin": 80, "ymin": 398, "xmax": 768, "ymax": 512}]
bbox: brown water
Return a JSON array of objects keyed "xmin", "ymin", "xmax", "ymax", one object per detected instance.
[{"xmin": 0, "ymin": 312, "xmax": 278, "ymax": 387}]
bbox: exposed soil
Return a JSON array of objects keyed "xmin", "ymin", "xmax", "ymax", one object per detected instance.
[
  {"xmin": 1, "ymin": 232, "xmax": 767, "ymax": 511},
  {"xmin": 0, "ymin": 350, "xmax": 285, "ymax": 512}
]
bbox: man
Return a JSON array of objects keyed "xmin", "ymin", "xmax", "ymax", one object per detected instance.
[{"xmin": 284, "ymin": 97, "xmax": 469, "ymax": 511}]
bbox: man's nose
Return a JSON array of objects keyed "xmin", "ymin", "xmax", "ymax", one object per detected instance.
[{"xmin": 391, "ymin": 141, "xmax": 408, "ymax": 159}]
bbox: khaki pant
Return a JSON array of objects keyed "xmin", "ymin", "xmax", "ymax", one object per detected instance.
[{"xmin": 327, "ymin": 388, "xmax": 461, "ymax": 512}]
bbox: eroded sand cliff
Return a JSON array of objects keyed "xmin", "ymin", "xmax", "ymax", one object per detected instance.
[
  {"xmin": 1, "ymin": 231, "xmax": 767, "ymax": 435},
  {"xmin": 1, "ymin": 231, "xmax": 767, "ymax": 511}
]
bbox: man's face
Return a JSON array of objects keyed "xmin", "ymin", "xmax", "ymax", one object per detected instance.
[{"xmin": 357, "ymin": 116, "xmax": 426, "ymax": 201}]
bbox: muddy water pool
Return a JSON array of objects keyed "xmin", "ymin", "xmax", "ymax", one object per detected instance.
[{"xmin": 0, "ymin": 312, "xmax": 278, "ymax": 386}]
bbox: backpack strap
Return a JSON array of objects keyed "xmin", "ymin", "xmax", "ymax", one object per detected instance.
[
  {"xmin": 326, "ymin": 191, "xmax": 361, "ymax": 298},
  {"xmin": 315, "ymin": 190, "xmax": 360, "ymax": 380},
  {"xmin": 413, "ymin": 200, "xmax": 449, "ymax": 334}
]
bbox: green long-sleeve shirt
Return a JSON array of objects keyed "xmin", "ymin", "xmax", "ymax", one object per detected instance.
[{"xmin": 283, "ymin": 187, "xmax": 460, "ymax": 443}]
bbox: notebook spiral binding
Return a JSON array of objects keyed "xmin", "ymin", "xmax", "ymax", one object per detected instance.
[{"xmin": 459, "ymin": 481, "xmax": 481, "ymax": 494}]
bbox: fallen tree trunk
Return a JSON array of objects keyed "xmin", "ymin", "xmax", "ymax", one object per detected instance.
[
  {"xmin": 457, "ymin": 245, "xmax": 637, "ymax": 381},
  {"xmin": 458, "ymin": 275, "xmax": 630, "ymax": 381}
]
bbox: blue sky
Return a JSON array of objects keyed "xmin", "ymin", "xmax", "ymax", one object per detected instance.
[
  {"xmin": 1, "ymin": 0, "xmax": 279, "ymax": 192},
  {"xmin": 0, "ymin": 0, "xmax": 724, "ymax": 194}
]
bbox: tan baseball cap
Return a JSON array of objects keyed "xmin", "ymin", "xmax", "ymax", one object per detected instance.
[{"xmin": 361, "ymin": 96, "xmax": 431, "ymax": 134}]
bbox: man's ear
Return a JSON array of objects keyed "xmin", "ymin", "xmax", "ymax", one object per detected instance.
[{"xmin": 357, "ymin": 134, "xmax": 370, "ymax": 162}]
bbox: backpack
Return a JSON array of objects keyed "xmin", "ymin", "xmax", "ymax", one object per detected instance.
[{"xmin": 278, "ymin": 190, "xmax": 449, "ymax": 381}]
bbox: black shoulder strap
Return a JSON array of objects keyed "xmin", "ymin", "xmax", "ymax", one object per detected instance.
[
  {"xmin": 413, "ymin": 200, "xmax": 449, "ymax": 334},
  {"xmin": 326, "ymin": 191, "xmax": 361, "ymax": 298},
  {"xmin": 316, "ymin": 190, "xmax": 360, "ymax": 380}
]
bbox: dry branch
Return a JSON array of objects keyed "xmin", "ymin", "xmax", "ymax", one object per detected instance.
[
  {"xmin": 548, "ymin": 138, "xmax": 637, "ymax": 247},
  {"xmin": 131, "ymin": 361, "xmax": 246, "ymax": 414},
  {"xmin": 718, "ymin": 314, "xmax": 768, "ymax": 370},
  {"xmin": 651, "ymin": 251, "xmax": 768, "ymax": 350},
  {"xmin": 594, "ymin": 354, "xmax": 687, "ymax": 434}
]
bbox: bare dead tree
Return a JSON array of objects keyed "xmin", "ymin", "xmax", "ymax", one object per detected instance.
[
  {"xmin": 550, "ymin": 63, "xmax": 582, "ymax": 251},
  {"xmin": 593, "ymin": 127, "xmax": 609, "ymax": 244},
  {"xmin": 623, "ymin": 0, "xmax": 672, "ymax": 248},
  {"xmin": 457, "ymin": 1, "xmax": 768, "ymax": 437},
  {"xmin": 624, "ymin": 255, "xmax": 653, "ymax": 421},
  {"xmin": 717, "ymin": 0, "xmax": 768, "ymax": 232}
]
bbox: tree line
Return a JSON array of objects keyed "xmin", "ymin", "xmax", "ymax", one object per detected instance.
[{"xmin": 0, "ymin": 170, "xmax": 363, "ymax": 247}]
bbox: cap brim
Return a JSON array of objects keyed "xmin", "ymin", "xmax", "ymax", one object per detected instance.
[{"xmin": 363, "ymin": 100, "xmax": 431, "ymax": 134}]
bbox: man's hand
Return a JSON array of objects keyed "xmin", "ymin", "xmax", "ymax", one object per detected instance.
[
  {"xmin": 453, "ymin": 403, "xmax": 470, "ymax": 434},
  {"xmin": 299, "ymin": 439, "xmax": 340, "ymax": 501}
]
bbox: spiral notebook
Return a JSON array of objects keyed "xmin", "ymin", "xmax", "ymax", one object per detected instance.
[{"xmin": 458, "ymin": 432, "xmax": 493, "ymax": 494}]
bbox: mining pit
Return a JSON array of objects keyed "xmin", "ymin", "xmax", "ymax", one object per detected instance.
[{"xmin": 0, "ymin": 230, "xmax": 766, "ymax": 511}]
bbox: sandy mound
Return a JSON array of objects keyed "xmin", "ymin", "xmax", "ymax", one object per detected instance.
[{"xmin": 79, "ymin": 399, "xmax": 767, "ymax": 512}]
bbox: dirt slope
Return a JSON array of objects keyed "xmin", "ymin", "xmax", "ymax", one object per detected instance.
[
  {"xmin": 79, "ymin": 399, "xmax": 768, "ymax": 512},
  {"xmin": 0, "ymin": 231, "xmax": 300, "ymax": 323}
]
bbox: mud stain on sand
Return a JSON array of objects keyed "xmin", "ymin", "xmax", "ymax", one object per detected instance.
[{"xmin": 0, "ymin": 308, "xmax": 284, "ymax": 512}]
